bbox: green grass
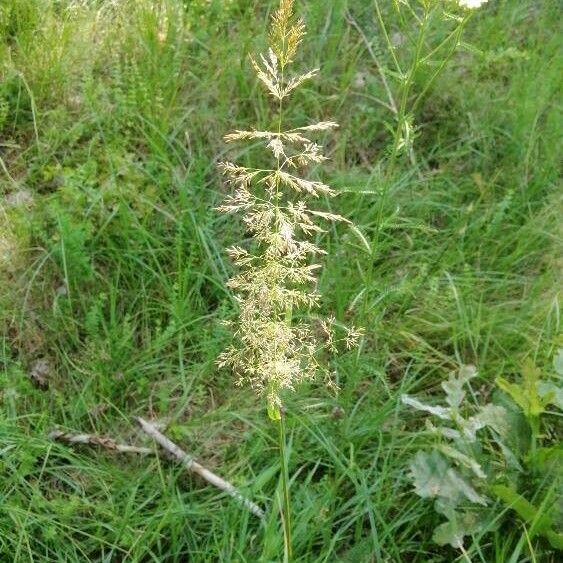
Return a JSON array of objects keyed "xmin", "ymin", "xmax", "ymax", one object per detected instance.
[{"xmin": 1, "ymin": 0, "xmax": 561, "ymax": 561}]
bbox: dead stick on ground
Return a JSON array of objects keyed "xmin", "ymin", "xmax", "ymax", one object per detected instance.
[
  {"xmin": 49, "ymin": 430, "xmax": 153, "ymax": 455},
  {"xmin": 136, "ymin": 417, "xmax": 265, "ymax": 520},
  {"xmin": 49, "ymin": 424, "xmax": 265, "ymax": 520}
]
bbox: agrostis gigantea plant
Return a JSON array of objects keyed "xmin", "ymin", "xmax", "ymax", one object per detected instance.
[{"xmin": 216, "ymin": 0, "xmax": 361, "ymax": 556}]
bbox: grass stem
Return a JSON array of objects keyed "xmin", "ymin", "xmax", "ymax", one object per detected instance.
[{"xmin": 279, "ymin": 414, "xmax": 292, "ymax": 562}]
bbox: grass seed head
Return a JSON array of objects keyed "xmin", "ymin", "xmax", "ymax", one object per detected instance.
[{"xmin": 217, "ymin": 0, "xmax": 360, "ymax": 415}]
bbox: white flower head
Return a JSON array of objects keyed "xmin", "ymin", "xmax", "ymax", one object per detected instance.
[{"xmin": 459, "ymin": 0, "xmax": 489, "ymax": 9}]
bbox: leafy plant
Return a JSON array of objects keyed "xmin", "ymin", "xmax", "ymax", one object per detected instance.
[
  {"xmin": 402, "ymin": 366, "xmax": 505, "ymax": 551},
  {"xmin": 403, "ymin": 353, "xmax": 563, "ymax": 555},
  {"xmin": 497, "ymin": 358, "xmax": 562, "ymax": 453},
  {"xmin": 493, "ymin": 351, "xmax": 563, "ymax": 550},
  {"xmin": 365, "ymin": 0, "xmax": 490, "ymax": 179}
]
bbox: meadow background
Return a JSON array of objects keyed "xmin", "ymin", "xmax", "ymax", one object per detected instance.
[{"xmin": 0, "ymin": 0, "xmax": 561, "ymax": 561}]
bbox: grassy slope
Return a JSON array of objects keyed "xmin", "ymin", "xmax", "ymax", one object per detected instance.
[{"xmin": 0, "ymin": 0, "xmax": 561, "ymax": 561}]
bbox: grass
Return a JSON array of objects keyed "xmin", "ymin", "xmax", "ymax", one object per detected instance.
[{"xmin": 0, "ymin": 0, "xmax": 561, "ymax": 561}]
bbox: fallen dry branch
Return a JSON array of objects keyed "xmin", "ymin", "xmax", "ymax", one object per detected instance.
[
  {"xmin": 49, "ymin": 430, "xmax": 153, "ymax": 454},
  {"xmin": 48, "ymin": 423, "xmax": 265, "ymax": 520},
  {"xmin": 136, "ymin": 417, "xmax": 265, "ymax": 519}
]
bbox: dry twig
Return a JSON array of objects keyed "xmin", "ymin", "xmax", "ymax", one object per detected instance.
[
  {"xmin": 49, "ymin": 430, "xmax": 153, "ymax": 454},
  {"xmin": 136, "ymin": 417, "xmax": 265, "ymax": 519},
  {"xmin": 49, "ymin": 422, "xmax": 265, "ymax": 520}
]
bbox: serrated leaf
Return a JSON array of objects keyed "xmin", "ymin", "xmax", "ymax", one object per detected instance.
[
  {"xmin": 426, "ymin": 419, "xmax": 461, "ymax": 440},
  {"xmin": 348, "ymin": 224, "xmax": 372, "ymax": 255},
  {"xmin": 401, "ymin": 395, "xmax": 450, "ymax": 420},
  {"xmin": 496, "ymin": 439, "xmax": 524, "ymax": 471},
  {"xmin": 438, "ymin": 445, "xmax": 486, "ymax": 479},
  {"xmin": 445, "ymin": 469, "xmax": 487, "ymax": 505},
  {"xmin": 474, "ymin": 403, "xmax": 509, "ymax": 437},
  {"xmin": 432, "ymin": 512, "xmax": 480, "ymax": 549},
  {"xmin": 496, "ymin": 377, "xmax": 528, "ymax": 412},
  {"xmin": 459, "ymin": 415, "xmax": 485, "ymax": 442},
  {"xmin": 538, "ymin": 381, "xmax": 563, "ymax": 410},
  {"xmin": 459, "ymin": 365, "xmax": 478, "ymax": 381},
  {"xmin": 410, "ymin": 451, "xmax": 450, "ymax": 499},
  {"xmin": 522, "ymin": 360, "xmax": 545, "ymax": 416},
  {"xmin": 441, "ymin": 375, "xmax": 465, "ymax": 409},
  {"xmin": 495, "ymin": 395, "xmax": 531, "ymax": 457},
  {"xmin": 441, "ymin": 365, "xmax": 477, "ymax": 409},
  {"xmin": 522, "ymin": 358, "xmax": 541, "ymax": 386},
  {"xmin": 409, "ymin": 451, "xmax": 487, "ymax": 506}
]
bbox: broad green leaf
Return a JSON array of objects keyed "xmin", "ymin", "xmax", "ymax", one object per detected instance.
[
  {"xmin": 538, "ymin": 381, "xmax": 563, "ymax": 410},
  {"xmin": 438, "ymin": 444, "xmax": 486, "ymax": 478},
  {"xmin": 410, "ymin": 450, "xmax": 450, "ymax": 499},
  {"xmin": 545, "ymin": 530, "xmax": 563, "ymax": 550},
  {"xmin": 495, "ymin": 394, "xmax": 531, "ymax": 456},
  {"xmin": 445, "ymin": 469, "xmax": 487, "ymax": 505},
  {"xmin": 496, "ymin": 377, "xmax": 528, "ymax": 412},
  {"xmin": 432, "ymin": 511, "xmax": 481, "ymax": 549},
  {"xmin": 474, "ymin": 403, "xmax": 509, "ymax": 437},
  {"xmin": 410, "ymin": 450, "xmax": 487, "ymax": 506},
  {"xmin": 496, "ymin": 439, "xmax": 523, "ymax": 471}
]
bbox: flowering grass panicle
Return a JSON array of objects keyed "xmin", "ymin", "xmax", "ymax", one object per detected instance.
[{"xmin": 217, "ymin": 0, "xmax": 359, "ymax": 417}]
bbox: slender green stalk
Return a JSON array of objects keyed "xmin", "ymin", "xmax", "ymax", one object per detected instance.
[
  {"xmin": 385, "ymin": 7, "xmax": 429, "ymax": 181},
  {"xmin": 364, "ymin": 2, "xmax": 432, "ymax": 303},
  {"xmin": 372, "ymin": 0, "xmax": 402, "ymax": 74},
  {"xmin": 278, "ymin": 414, "xmax": 292, "ymax": 562},
  {"xmin": 412, "ymin": 16, "xmax": 472, "ymax": 114}
]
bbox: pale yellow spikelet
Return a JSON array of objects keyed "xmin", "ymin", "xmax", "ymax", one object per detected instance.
[
  {"xmin": 291, "ymin": 121, "xmax": 339, "ymax": 132},
  {"xmin": 250, "ymin": 55, "xmax": 284, "ymax": 99},
  {"xmin": 270, "ymin": 0, "xmax": 306, "ymax": 67},
  {"xmin": 281, "ymin": 69, "xmax": 318, "ymax": 97},
  {"xmin": 276, "ymin": 171, "xmax": 335, "ymax": 197}
]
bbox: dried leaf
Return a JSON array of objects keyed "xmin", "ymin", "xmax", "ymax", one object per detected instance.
[{"xmin": 29, "ymin": 359, "xmax": 50, "ymax": 389}]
